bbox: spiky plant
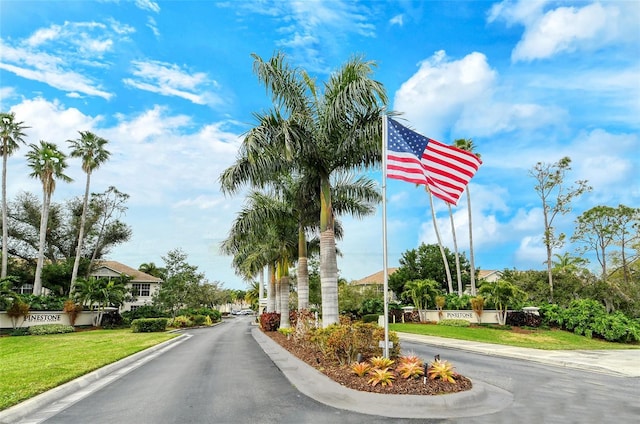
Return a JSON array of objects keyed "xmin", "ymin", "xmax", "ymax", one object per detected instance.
[
  {"xmin": 396, "ymin": 361, "xmax": 425, "ymax": 379},
  {"xmin": 367, "ymin": 368, "xmax": 395, "ymax": 387},
  {"xmin": 350, "ymin": 361, "xmax": 371, "ymax": 377},
  {"xmin": 427, "ymin": 359, "xmax": 457, "ymax": 383},
  {"xmin": 369, "ymin": 356, "xmax": 394, "ymax": 369}
]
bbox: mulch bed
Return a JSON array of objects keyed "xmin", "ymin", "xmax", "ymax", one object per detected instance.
[{"xmin": 263, "ymin": 329, "xmax": 472, "ymax": 396}]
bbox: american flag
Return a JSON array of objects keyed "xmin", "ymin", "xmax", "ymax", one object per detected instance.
[{"xmin": 386, "ymin": 117, "xmax": 482, "ymax": 205}]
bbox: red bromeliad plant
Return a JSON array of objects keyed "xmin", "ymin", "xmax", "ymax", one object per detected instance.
[
  {"xmin": 427, "ymin": 359, "xmax": 457, "ymax": 383},
  {"xmin": 350, "ymin": 361, "xmax": 371, "ymax": 377}
]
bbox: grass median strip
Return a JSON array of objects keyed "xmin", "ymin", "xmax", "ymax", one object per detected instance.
[
  {"xmin": 0, "ymin": 329, "xmax": 177, "ymax": 411},
  {"xmin": 389, "ymin": 323, "xmax": 640, "ymax": 350}
]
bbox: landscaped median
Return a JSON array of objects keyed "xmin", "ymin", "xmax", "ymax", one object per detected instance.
[{"xmin": 0, "ymin": 329, "xmax": 178, "ymax": 410}]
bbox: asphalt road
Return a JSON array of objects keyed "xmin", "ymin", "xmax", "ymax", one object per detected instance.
[
  {"xmin": 401, "ymin": 340, "xmax": 640, "ymax": 423},
  {"xmin": 33, "ymin": 317, "xmax": 432, "ymax": 424},
  {"xmin": 14, "ymin": 317, "xmax": 640, "ymax": 424}
]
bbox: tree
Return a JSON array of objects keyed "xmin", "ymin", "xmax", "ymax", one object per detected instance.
[
  {"xmin": 220, "ymin": 52, "xmax": 386, "ymax": 327},
  {"xmin": 426, "ymin": 188, "xmax": 454, "ymax": 294},
  {"xmin": 87, "ymin": 186, "xmax": 131, "ymax": 269},
  {"xmin": 68, "ymin": 131, "xmax": 110, "ymax": 294},
  {"xmin": 530, "ymin": 157, "xmax": 590, "ymax": 303},
  {"xmin": 138, "ymin": 262, "xmax": 167, "ymax": 280},
  {"xmin": 1, "ymin": 112, "xmax": 29, "ymax": 279},
  {"xmin": 26, "ymin": 141, "xmax": 72, "ymax": 295},
  {"xmin": 154, "ymin": 249, "xmax": 205, "ymax": 319},
  {"xmin": 401, "ymin": 279, "xmax": 441, "ymax": 310},
  {"xmin": 389, "ymin": 243, "xmax": 471, "ymax": 297},
  {"xmin": 454, "ymin": 138, "xmax": 481, "ymax": 295},
  {"xmin": 73, "ymin": 275, "xmax": 130, "ymax": 326},
  {"xmin": 479, "ymin": 279, "xmax": 526, "ymax": 325}
]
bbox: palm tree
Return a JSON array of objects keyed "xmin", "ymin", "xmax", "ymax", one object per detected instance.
[
  {"xmin": 26, "ymin": 141, "xmax": 72, "ymax": 295},
  {"xmin": 220, "ymin": 52, "xmax": 386, "ymax": 327},
  {"xmin": 426, "ymin": 187, "xmax": 454, "ymax": 293},
  {"xmin": 0, "ymin": 112, "xmax": 29, "ymax": 278},
  {"xmin": 138, "ymin": 262, "xmax": 167, "ymax": 279},
  {"xmin": 447, "ymin": 203, "xmax": 463, "ymax": 296},
  {"xmin": 454, "ymin": 138, "xmax": 481, "ymax": 295},
  {"xmin": 68, "ymin": 131, "xmax": 110, "ymax": 294}
]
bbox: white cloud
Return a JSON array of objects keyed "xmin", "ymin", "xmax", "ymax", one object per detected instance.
[
  {"xmin": 390, "ymin": 14, "xmax": 403, "ymax": 26},
  {"xmin": 135, "ymin": 0, "xmax": 160, "ymax": 13},
  {"xmin": 123, "ymin": 60, "xmax": 222, "ymax": 106},
  {"xmin": 489, "ymin": 0, "xmax": 640, "ymax": 62}
]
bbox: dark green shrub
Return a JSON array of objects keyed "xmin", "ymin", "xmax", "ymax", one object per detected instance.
[
  {"xmin": 591, "ymin": 312, "xmax": 640, "ymax": 343},
  {"xmin": 362, "ymin": 314, "xmax": 380, "ymax": 323},
  {"xmin": 538, "ymin": 303, "xmax": 563, "ymax": 327},
  {"xmin": 28, "ymin": 324, "xmax": 75, "ymax": 335},
  {"xmin": 22, "ymin": 295, "xmax": 65, "ymax": 311},
  {"xmin": 563, "ymin": 299, "xmax": 607, "ymax": 338},
  {"xmin": 192, "ymin": 315, "xmax": 206, "ymax": 326},
  {"xmin": 131, "ymin": 318, "xmax": 168, "ymax": 332},
  {"xmin": 506, "ymin": 311, "xmax": 542, "ymax": 327},
  {"xmin": 178, "ymin": 307, "xmax": 222, "ymax": 323},
  {"xmin": 122, "ymin": 305, "xmax": 167, "ymax": 321},
  {"xmin": 260, "ymin": 312, "xmax": 280, "ymax": 331},
  {"xmin": 445, "ymin": 293, "xmax": 471, "ymax": 310}
]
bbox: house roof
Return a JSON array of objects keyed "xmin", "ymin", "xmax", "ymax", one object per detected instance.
[
  {"xmin": 352, "ymin": 268, "xmax": 398, "ymax": 286},
  {"xmin": 92, "ymin": 260, "xmax": 163, "ymax": 283},
  {"xmin": 478, "ymin": 269, "xmax": 501, "ymax": 281}
]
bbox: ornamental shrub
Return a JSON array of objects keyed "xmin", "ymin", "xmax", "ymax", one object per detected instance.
[
  {"xmin": 171, "ymin": 315, "xmax": 192, "ymax": 328},
  {"xmin": 563, "ymin": 299, "xmax": 607, "ymax": 338},
  {"xmin": 131, "ymin": 318, "xmax": 168, "ymax": 332},
  {"xmin": 591, "ymin": 312, "xmax": 640, "ymax": 343},
  {"xmin": 260, "ymin": 312, "xmax": 280, "ymax": 331},
  {"xmin": 28, "ymin": 324, "xmax": 75, "ymax": 335},
  {"xmin": 437, "ymin": 319, "xmax": 470, "ymax": 327},
  {"xmin": 362, "ymin": 314, "xmax": 380, "ymax": 323},
  {"xmin": 506, "ymin": 311, "xmax": 542, "ymax": 328},
  {"xmin": 191, "ymin": 315, "xmax": 206, "ymax": 326}
]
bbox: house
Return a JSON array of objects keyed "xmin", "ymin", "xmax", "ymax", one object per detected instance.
[
  {"xmin": 90, "ymin": 260, "xmax": 163, "ymax": 312},
  {"xmin": 477, "ymin": 269, "xmax": 502, "ymax": 283},
  {"xmin": 351, "ymin": 268, "xmax": 398, "ymax": 293}
]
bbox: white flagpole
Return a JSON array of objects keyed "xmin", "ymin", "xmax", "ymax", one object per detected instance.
[{"xmin": 382, "ymin": 115, "xmax": 390, "ymax": 359}]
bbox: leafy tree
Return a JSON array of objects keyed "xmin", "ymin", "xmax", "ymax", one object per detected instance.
[
  {"xmin": 138, "ymin": 262, "xmax": 167, "ymax": 280},
  {"xmin": 1, "ymin": 112, "xmax": 29, "ymax": 279},
  {"xmin": 154, "ymin": 249, "xmax": 205, "ymax": 319},
  {"xmin": 67, "ymin": 131, "xmax": 110, "ymax": 293},
  {"xmin": 87, "ymin": 186, "xmax": 131, "ymax": 269},
  {"xmin": 220, "ymin": 52, "xmax": 386, "ymax": 327},
  {"xmin": 389, "ymin": 243, "xmax": 471, "ymax": 298},
  {"xmin": 530, "ymin": 156, "xmax": 590, "ymax": 303},
  {"xmin": 26, "ymin": 141, "xmax": 72, "ymax": 295}
]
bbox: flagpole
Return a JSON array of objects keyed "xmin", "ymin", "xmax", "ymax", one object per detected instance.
[{"xmin": 381, "ymin": 115, "xmax": 390, "ymax": 359}]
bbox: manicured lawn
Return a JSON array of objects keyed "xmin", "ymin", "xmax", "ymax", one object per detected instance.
[
  {"xmin": 390, "ymin": 323, "xmax": 640, "ymax": 350},
  {"xmin": 0, "ymin": 329, "xmax": 177, "ymax": 410}
]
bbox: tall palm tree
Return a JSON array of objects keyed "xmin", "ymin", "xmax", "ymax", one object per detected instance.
[
  {"xmin": 447, "ymin": 203, "xmax": 463, "ymax": 296},
  {"xmin": 26, "ymin": 141, "xmax": 72, "ymax": 295},
  {"xmin": 454, "ymin": 138, "xmax": 481, "ymax": 295},
  {"xmin": 68, "ymin": 131, "xmax": 110, "ymax": 294},
  {"xmin": 426, "ymin": 187, "xmax": 454, "ymax": 293},
  {"xmin": 0, "ymin": 112, "xmax": 29, "ymax": 278},
  {"xmin": 220, "ymin": 52, "xmax": 386, "ymax": 327},
  {"xmin": 138, "ymin": 262, "xmax": 167, "ymax": 279}
]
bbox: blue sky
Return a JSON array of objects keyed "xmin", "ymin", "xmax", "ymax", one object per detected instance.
[{"xmin": 1, "ymin": 0, "xmax": 638, "ymax": 290}]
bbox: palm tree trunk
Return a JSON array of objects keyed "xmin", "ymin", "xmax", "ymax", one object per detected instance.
[
  {"xmin": 297, "ymin": 224, "xmax": 309, "ymax": 310},
  {"xmin": 448, "ymin": 204, "xmax": 463, "ymax": 296},
  {"xmin": 1, "ymin": 151, "xmax": 8, "ymax": 279},
  {"xmin": 33, "ymin": 191, "xmax": 51, "ymax": 295},
  {"xmin": 319, "ymin": 176, "xmax": 338, "ymax": 327},
  {"xmin": 427, "ymin": 188, "xmax": 453, "ymax": 293},
  {"xmin": 466, "ymin": 189, "xmax": 477, "ymax": 295},
  {"xmin": 258, "ymin": 266, "xmax": 264, "ymax": 312},
  {"xmin": 267, "ymin": 263, "xmax": 276, "ymax": 312},
  {"xmin": 71, "ymin": 172, "xmax": 91, "ymax": 295},
  {"xmin": 280, "ymin": 275, "xmax": 290, "ymax": 328}
]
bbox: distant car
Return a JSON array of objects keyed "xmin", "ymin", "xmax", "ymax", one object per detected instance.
[{"xmin": 239, "ymin": 309, "xmax": 254, "ymax": 315}]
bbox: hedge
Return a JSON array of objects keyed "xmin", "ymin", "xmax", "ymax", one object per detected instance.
[{"xmin": 131, "ymin": 318, "xmax": 168, "ymax": 333}]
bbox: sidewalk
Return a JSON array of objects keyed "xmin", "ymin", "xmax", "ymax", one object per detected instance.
[{"xmin": 397, "ymin": 332, "xmax": 640, "ymax": 377}]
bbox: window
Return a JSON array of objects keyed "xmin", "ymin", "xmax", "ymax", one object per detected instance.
[
  {"xmin": 132, "ymin": 283, "xmax": 150, "ymax": 297},
  {"xmin": 14, "ymin": 284, "xmax": 33, "ymax": 295}
]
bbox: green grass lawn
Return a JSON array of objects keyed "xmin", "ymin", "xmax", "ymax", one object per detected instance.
[
  {"xmin": 0, "ymin": 329, "xmax": 177, "ymax": 411},
  {"xmin": 389, "ymin": 323, "xmax": 640, "ymax": 350}
]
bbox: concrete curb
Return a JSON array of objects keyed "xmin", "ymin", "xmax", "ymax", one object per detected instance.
[
  {"xmin": 0, "ymin": 333, "xmax": 188, "ymax": 424},
  {"xmin": 252, "ymin": 328, "xmax": 513, "ymax": 419}
]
